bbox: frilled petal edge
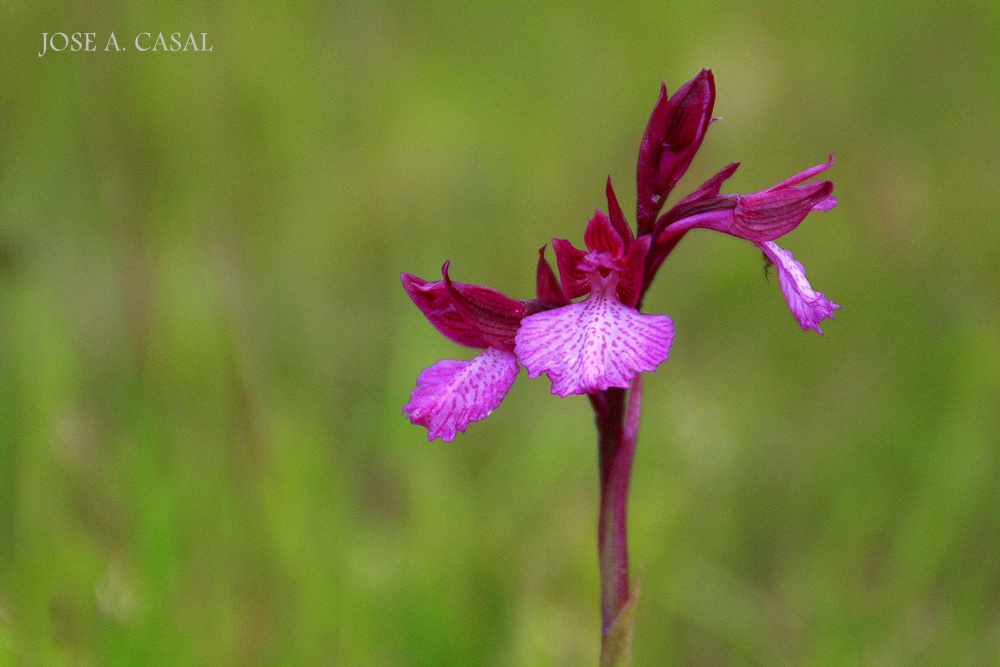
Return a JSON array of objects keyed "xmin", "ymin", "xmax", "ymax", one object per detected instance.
[
  {"xmin": 403, "ymin": 347, "xmax": 519, "ymax": 442},
  {"xmin": 515, "ymin": 280, "xmax": 674, "ymax": 397},
  {"xmin": 757, "ymin": 241, "xmax": 840, "ymax": 334}
]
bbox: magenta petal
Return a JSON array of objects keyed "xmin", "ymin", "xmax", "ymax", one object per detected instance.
[
  {"xmin": 813, "ymin": 194, "xmax": 838, "ymax": 212},
  {"xmin": 515, "ymin": 280, "xmax": 675, "ymax": 397},
  {"xmin": 757, "ymin": 241, "xmax": 840, "ymax": 334},
  {"xmin": 403, "ymin": 348, "xmax": 519, "ymax": 442}
]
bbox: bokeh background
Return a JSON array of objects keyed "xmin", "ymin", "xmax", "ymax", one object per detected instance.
[{"xmin": 1, "ymin": 2, "xmax": 998, "ymax": 665}]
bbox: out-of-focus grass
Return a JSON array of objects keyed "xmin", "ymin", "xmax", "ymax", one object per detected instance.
[{"xmin": 1, "ymin": 2, "xmax": 998, "ymax": 665}]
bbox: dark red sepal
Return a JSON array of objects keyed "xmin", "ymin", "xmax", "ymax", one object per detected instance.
[
  {"xmin": 552, "ymin": 238, "xmax": 590, "ymax": 300},
  {"xmin": 442, "ymin": 261, "xmax": 527, "ymax": 352},
  {"xmin": 616, "ymin": 235, "xmax": 650, "ymax": 308},
  {"xmin": 401, "ymin": 272, "xmax": 489, "ymax": 349},
  {"xmin": 605, "ymin": 178, "xmax": 634, "ymax": 245},
  {"xmin": 535, "ymin": 245, "xmax": 569, "ymax": 307},
  {"xmin": 584, "ymin": 210, "xmax": 626, "ymax": 257}
]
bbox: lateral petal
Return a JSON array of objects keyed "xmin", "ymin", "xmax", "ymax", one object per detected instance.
[
  {"xmin": 616, "ymin": 234, "xmax": 650, "ymax": 308},
  {"xmin": 535, "ymin": 245, "xmax": 569, "ymax": 307},
  {"xmin": 403, "ymin": 348, "xmax": 519, "ymax": 442},
  {"xmin": 552, "ymin": 238, "xmax": 590, "ymax": 299}
]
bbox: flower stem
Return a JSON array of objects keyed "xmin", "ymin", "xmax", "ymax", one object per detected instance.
[{"xmin": 590, "ymin": 376, "xmax": 643, "ymax": 664}]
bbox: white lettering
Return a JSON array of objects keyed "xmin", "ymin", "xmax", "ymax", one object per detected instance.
[{"xmin": 49, "ymin": 32, "xmax": 69, "ymax": 52}]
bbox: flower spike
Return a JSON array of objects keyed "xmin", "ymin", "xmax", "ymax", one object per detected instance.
[
  {"xmin": 401, "ymin": 71, "xmax": 839, "ymax": 663},
  {"xmin": 403, "ymin": 72, "xmax": 837, "ymax": 441}
]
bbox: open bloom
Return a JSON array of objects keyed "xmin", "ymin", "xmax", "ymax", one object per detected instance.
[
  {"xmin": 654, "ymin": 155, "xmax": 840, "ymax": 332},
  {"xmin": 401, "ymin": 265, "xmax": 526, "ymax": 441},
  {"xmin": 403, "ymin": 69, "xmax": 839, "ymax": 440},
  {"xmin": 515, "ymin": 186, "xmax": 675, "ymax": 396},
  {"xmin": 401, "ymin": 249, "xmax": 568, "ymax": 441}
]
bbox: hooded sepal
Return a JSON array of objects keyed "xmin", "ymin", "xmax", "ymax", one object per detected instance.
[
  {"xmin": 584, "ymin": 210, "xmax": 626, "ymax": 258},
  {"xmin": 731, "ymin": 155, "xmax": 836, "ymax": 241}
]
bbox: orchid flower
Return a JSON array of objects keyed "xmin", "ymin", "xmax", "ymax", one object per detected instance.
[
  {"xmin": 400, "ymin": 264, "xmax": 525, "ymax": 442},
  {"xmin": 401, "ymin": 70, "xmax": 839, "ymax": 663},
  {"xmin": 401, "ymin": 249, "xmax": 568, "ymax": 441},
  {"xmin": 515, "ymin": 190, "xmax": 675, "ymax": 397}
]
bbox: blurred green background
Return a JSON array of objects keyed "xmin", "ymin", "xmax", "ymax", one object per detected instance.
[{"xmin": 1, "ymin": 2, "xmax": 998, "ymax": 665}]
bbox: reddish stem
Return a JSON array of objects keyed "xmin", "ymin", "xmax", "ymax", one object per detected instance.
[{"xmin": 590, "ymin": 376, "xmax": 643, "ymax": 640}]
